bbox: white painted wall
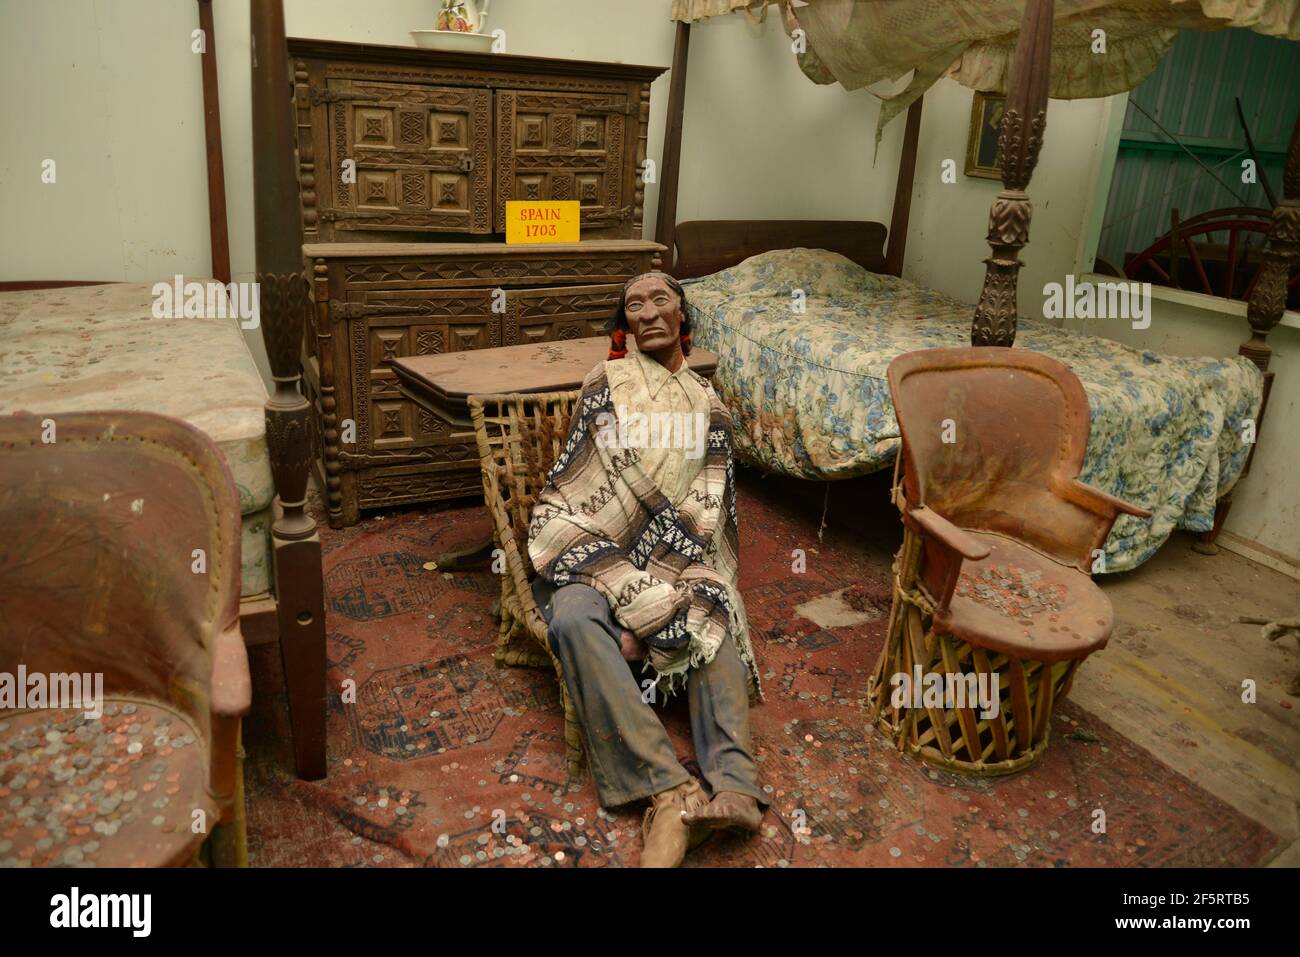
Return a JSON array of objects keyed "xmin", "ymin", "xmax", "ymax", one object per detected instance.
[
  {"xmin": 2, "ymin": 0, "xmax": 1294, "ymax": 556},
  {"xmin": 0, "ymin": 0, "xmax": 210, "ymax": 283},
  {"xmin": 906, "ymin": 84, "xmax": 1121, "ymax": 309}
]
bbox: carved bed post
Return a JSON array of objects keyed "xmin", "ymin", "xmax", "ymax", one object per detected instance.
[
  {"xmin": 250, "ymin": 0, "xmax": 327, "ymax": 780},
  {"xmin": 1240, "ymin": 112, "xmax": 1300, "ymax": 376},
  {"xmin": 885, "ymin": 97, "xmax": 924, "ymax": 278},
  {"xmin": 1194, "ymin": 109, "xmax": 1300, "ymax": 554},
  {"xmin": 656, "ymin": 21, "xmax": 690, "ymax": 272},
  {"xmin": 197, "ymin": 0, "xmax": 231, "ymax": 285},
  {"xmin": 971, "ymin": 0, "xmax": 1054, "ymax": 347}
]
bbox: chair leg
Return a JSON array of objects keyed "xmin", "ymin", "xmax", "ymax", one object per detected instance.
[
  {"xmin": 209, "ymin": 732, "xmax": 249, "ymax": 867},
  {"xmin": 493, "ymin": 602, "xmax": 515, "ymax": 667}
]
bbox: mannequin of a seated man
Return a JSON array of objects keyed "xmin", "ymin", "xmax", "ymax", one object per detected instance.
[{"xmin": 528, "ymin": 272, "xmax": 764, "ymax": 868}]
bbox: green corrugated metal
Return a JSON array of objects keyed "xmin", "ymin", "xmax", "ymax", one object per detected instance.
[{"xmin": 1096, "ymin": 29, "xmax": 1299, "ymax": 273}]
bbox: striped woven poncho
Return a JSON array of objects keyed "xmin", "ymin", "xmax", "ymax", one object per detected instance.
[{"xmin": 527, "ymin": 361, "xmax": 760, "ymax": 698}]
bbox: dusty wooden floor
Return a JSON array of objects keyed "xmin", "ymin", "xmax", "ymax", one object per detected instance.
[{"xmin": 1073, "ymin": 536, "xmax": 1300, "ymax": 866}]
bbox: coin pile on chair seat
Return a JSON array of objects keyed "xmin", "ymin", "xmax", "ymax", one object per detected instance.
[
  {"xmin": 954, "ymin": 564, "xmax": 1067, "ymax": 625},
  {"xmin": 0, "ymin": 702, "xmax": 206, "ymax": 867}
]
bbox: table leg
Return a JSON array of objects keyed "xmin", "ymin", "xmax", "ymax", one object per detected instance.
[{"xmin": 433, "ymin": 535, "xmax": 496, "ymax": 570}]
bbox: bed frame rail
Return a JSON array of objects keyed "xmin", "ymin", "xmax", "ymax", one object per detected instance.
[{"xmin": 670, "ymin": 219, "xmax": 887, "ymax": 280}]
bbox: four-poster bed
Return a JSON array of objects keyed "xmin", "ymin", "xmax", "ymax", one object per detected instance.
[{"xmin": 654, "ymin": 0, "xmax": 1299, "ymax": 564}]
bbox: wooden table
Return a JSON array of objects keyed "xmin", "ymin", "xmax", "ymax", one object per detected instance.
[{"xmin": 392, "ymin": 339, "xmax": 719, "ymax": 567}]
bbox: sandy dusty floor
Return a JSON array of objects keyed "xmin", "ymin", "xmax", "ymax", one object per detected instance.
[{"xmin": 1071, "ymin": 537, "xmax": 1300, "ymax": 865}]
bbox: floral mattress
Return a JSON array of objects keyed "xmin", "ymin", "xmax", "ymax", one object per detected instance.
[{"xmin": 684, "ymin": 249, "xmax": 1263, "ymax": 573}]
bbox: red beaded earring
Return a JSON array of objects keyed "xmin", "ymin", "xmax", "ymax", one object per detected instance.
[
  {"xmin": 680, "ymin": 332, "xmax": 692, "ymax": 354},
  {"xmin": 608, "ymin": 327, "xmax": 628, "ymax": 360}
]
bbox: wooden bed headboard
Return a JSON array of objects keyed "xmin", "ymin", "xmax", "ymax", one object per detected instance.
[
  {"xmin": 653, "ymin": 20, "xmax": 922, "ymax": 282},
  {"xmin": 669, "ymin": 220, "xmax": 888, "ymax": 280}
]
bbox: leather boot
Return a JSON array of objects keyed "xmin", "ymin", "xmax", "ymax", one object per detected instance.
[{"xmin": 640, "ymin": 778, "xmax": 706, "ymax": 868}]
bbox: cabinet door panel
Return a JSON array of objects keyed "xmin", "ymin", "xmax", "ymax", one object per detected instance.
[
  {"xmin": 327, "ymin": 79, "xmax": 491, "ymax": 234},
  {"xmin": 495, "ymin": 91, "xmax": 632, "ymax": 234},
  {"xmin": 348, "ymin": 289, "xmax": 498, "ymax": 451},
  {"xmin": 504, "ymin": 283, "xmax": 622, "ymax": 346}
]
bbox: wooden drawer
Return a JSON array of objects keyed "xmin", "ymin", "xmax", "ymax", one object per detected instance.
[
  {"xmin": 505, "ymin": 283, "xmax": 622, "ymax": 345},
  {"xmin": 344, "ymin": 289, "xmax": 498, "ymax": 452},
  {"xmin": 356, "ymin": 462, "xmax": 482, "ymax": 512},
  {"xmin": 306, "ymin": 239, "xmax": 665, "ymax": 527}
]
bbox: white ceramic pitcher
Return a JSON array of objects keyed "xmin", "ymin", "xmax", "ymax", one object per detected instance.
[{"xmin": 437, "ymin": 0, "xmax": 491, "ymax": 33}]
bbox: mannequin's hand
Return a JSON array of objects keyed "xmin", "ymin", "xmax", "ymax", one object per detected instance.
[{"xmin": 618, "ymin": 628, "xmax": 646, "ymax": 662}]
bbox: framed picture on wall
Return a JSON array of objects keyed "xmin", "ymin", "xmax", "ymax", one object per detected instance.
[{"xmin": 965, "ymin": 91, "xmax": 1006, "ymax": 179}]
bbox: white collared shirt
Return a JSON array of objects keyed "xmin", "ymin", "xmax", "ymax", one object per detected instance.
[{"xmin": 609, "ymin": 344, "xmax": 711, "ymax": 506}]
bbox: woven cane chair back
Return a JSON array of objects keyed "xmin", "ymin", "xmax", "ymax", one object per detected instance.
[
  {"xmin": 469, "ymin": 390, "xmax": 580, "ymax": 585},
  {"xmin": 469, "ymin": 390, "xmax": 586, "ymax": 778}
]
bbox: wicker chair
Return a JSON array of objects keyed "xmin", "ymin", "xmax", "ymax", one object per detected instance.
[
  {"xmin": 867, "ymin": 348, "xmax": 1150, "ymax": 775},
  {"xmin": 468, "ymin": 390, "xmax": 585, "ymax": 778}
]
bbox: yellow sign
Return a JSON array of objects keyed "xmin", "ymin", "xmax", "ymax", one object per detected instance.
[{"xmin": 505, "ymin": 200, "xmax": 580, "ymax": 244}]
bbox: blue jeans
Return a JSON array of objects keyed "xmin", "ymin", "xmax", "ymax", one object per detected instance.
[{"xmin": 533, "ymin": 578, "xmax": 765, "ymax": 809}]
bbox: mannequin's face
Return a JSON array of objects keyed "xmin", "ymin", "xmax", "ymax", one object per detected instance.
[{"xmin": 623, "ymin": 275, "xmax": 683, "ymax": 356}]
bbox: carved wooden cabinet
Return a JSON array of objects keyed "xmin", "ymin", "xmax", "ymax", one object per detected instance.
[
  {"xmin": 303, "ymin": 241, "xmax": 663, "ymax": 527},
  {"xmin": 289, "ymin": 40, "xmax": 667, "ymax": 527},
  {"xmin": 289, "ymin": 39, "xmax": 664, "ymax": 244}
]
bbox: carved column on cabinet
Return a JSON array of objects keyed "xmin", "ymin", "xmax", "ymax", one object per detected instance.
[
  {"xmin": 312, "ymin": 257, "xmax": 344, "ymax": 525},
  {"xmin": 634, "ymin": 81, "xmax": 651, "ymax": 237},
  {"xmin": 294, "ymin": 58, "xmax": 318, "ymax": 240},
  {"xmin": 970, "ymin": 0, "xmax": 1054, "ymax": 348}
]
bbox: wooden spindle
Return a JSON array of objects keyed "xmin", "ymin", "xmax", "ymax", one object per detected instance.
[
  {"xmin": 1240, "ymin": 112, "xmax": 1300, "ymax": 374},
  {"xmin": 656, "ymin": 21, "xmax": 690, "ymax": 273},
  {"xmin": 1191, "ymin": 112, "xmax": 1297, "ymax": 555},
  {"xmin": 197, "ymin": 0, "xmax": 230, "ymax": 285},
  {"xmin": 250, "ymin": 0, "xmax": 327, "ymax": 780},
  {"xmin": 971, "ymin": 0, "xmax": 1055, "ymax": 347}
]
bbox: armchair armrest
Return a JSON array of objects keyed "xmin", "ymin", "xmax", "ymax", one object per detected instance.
[
  {"xmin": 906, "ymin": 506, "xmax": 991, "ymax": 561},
  {"xmin": 211, "ymin": 622, "xmax": 253, "ymax": 717},
  {"xmin": 1065, "ymin": 480, "xmax": 1152, "ymax": 520},
  {"xmin": 208, "ymin": 622, "xmax": 252, "ymax": 809}
]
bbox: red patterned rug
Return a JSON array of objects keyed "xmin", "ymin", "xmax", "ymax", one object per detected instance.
[{"xmin": 242, "ymin": 470, "xmax": 1279, "ymax": 867}]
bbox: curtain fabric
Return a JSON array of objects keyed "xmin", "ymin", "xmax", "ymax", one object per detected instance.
[
  {"xmin": 671, "ymin": 0, "xmax": 1300, "ymax": 137},
  {"xmin": 671, "ymin": 0, "xmax": 769, "ymax": 21}
]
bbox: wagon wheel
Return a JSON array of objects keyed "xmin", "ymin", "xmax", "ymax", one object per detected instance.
[{"xmin": 1124, "ymin": 212, "xmax": 1300, "ymax": 302}]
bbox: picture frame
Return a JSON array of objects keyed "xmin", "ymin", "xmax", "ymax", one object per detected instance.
[{"xmin": 965, "ymin": 91, "xmax": 1006, "ymax": 180}]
